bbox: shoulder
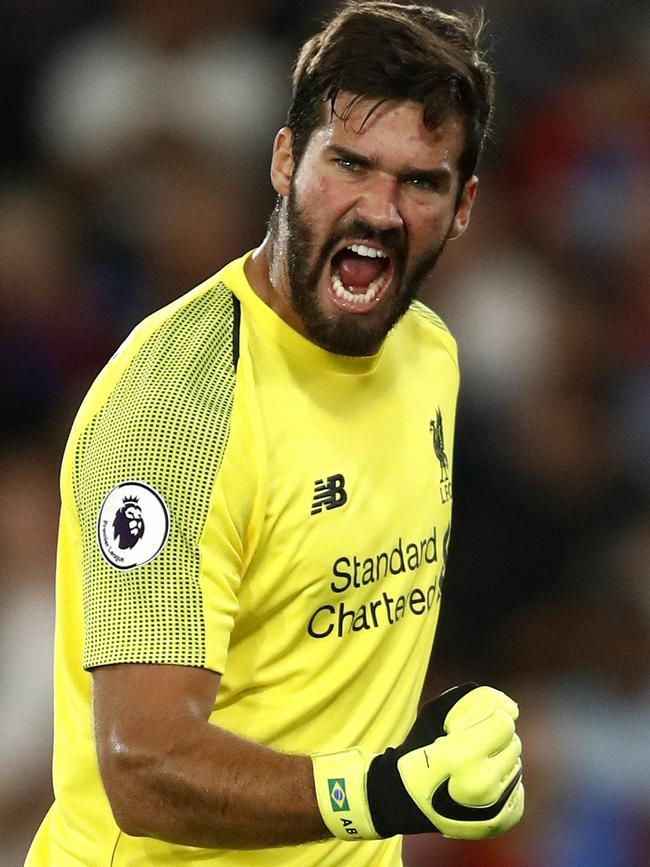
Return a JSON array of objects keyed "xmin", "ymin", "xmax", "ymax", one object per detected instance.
[
  {"xmin": 114, "ymin": 274, "xmax": 239, "ymax": 383},
  {"xmin": 67, "ymin": 270, "xmax": 243, "ymax": 494},
  {"xmin": 83, "ymin": 272, "xmax": 240, "ymax": 424},
  {"xmin": 408, "ymin": 299, "xmax": 452, "ymax": 334},
  {"xmin": 401, "ymin": 299, "xmax": 459, "ymax": 371}
]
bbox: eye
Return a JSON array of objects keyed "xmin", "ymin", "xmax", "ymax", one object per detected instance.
[
  {"xmin": 405, "ymin": 176, "xmax": 437, "ymax": 191},
  {"xmin": 334, "ymin": 157, "xmax": 363, "ymax": 172}
]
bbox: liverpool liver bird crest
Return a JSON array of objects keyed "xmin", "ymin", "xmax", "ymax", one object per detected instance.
[{"xmin": 430, "ymin": 408, "xmax": 450, "ymax": 483}]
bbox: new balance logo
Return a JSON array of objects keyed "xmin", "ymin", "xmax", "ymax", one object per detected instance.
[{"xmin": 311, "ymin": 474, "xmax": 348, "ymax": 515}]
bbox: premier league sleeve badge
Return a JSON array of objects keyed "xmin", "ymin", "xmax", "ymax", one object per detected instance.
[{"xmin": 96, "ymin": 481, "xmax": 170, "ymax": 570}]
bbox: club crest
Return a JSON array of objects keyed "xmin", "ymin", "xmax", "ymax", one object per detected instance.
[{"xmin": 430, "ymin": 408, "xmax": 452, "ymax": 503}]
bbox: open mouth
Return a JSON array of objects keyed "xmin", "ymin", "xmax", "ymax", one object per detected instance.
[{"xmin": 327, "ymin": 242, "xmax": 394, "ymax": 312}]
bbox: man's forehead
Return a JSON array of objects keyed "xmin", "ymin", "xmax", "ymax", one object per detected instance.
[
  {"xmin": 312, "ymin": 93, "xmax": 464, "ymax": 166},
  {"xmin": 327, "ymin": 92, "xmax": 425, "ymax": 131}
]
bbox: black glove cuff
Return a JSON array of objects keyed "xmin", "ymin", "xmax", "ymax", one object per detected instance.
[{"xmin": 367, "ymin": 750, "xmax": 438, "ymax": 837}]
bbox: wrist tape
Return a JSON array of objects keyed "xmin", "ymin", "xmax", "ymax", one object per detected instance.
[{"xmin": 311, "ymin": 747, "xmax": 381, "ymax": 841}]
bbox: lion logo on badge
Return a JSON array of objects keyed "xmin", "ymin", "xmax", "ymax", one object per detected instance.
[
  {"xmin": 97, "ymin": 481, "xmax": 169, "ymax": 570},
  {"xmin": 112, "ymin": 496, "xmax": 145, "ymax": 549}
]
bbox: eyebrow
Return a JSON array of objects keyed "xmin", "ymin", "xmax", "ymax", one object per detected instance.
[
  {"xmin": 326, "ymin": 144, "xmax": 375, "ymax": 169},
  {"xmin": 325, "ymin": 145, "xmax": 453, "ymax": 190}
]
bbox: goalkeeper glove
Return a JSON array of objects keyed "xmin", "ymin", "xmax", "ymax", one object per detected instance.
[{"xmin": 312, "ymin": 683, "xmax": 523, "ymax": 841}]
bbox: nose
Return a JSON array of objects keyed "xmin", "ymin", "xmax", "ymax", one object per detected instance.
[{"xmin": 355, "ymin": 174, "xmax": 403, "ymax": 232}]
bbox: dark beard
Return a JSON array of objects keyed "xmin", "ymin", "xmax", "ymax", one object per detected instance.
[{"xmin": 281, "ymin": 191, "xmax": 447, "ymax": 356}]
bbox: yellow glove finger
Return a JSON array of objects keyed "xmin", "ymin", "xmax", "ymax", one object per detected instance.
[
  {"xmin": 448, "ymin": 709, "xmax": 515, "ymax": 768},
  {"xmin": 445, "ymin": 686, "xmax": 518, "ymax": 733},
  {"xmin": 490, "ymin": 732, "xmax": 522, "ymax": 771},
  {"xmin": 449, "ymin": 746, "xmax": 522, "ymax": 808}
]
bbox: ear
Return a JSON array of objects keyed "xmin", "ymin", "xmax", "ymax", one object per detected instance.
[
  {"xmin": 270, "ymin": 127, "xmax": 295, "ymax": 197},
  {"xmin": 448, "ymin": 175, "xmax": 478, "ymax": 240}
]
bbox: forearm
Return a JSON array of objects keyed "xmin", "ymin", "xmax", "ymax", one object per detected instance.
[{"xmin": 101, "ymin": 719, "xmax": 329, "ymax": 849}]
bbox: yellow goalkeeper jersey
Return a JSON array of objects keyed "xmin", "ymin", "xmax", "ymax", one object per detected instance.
[{"xmin": 27, "ymin": 252, "xmax": 459, "ymax": 867}]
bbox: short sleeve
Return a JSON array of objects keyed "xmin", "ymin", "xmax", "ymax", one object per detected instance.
[{"xmin": 72, "ymin": 282, "xmax": 242, "ymax": 670}]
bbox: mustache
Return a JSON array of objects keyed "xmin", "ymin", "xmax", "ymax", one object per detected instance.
[{"xmin": 320, "ymin": 219, "xmax": 407, "ymax": 267}]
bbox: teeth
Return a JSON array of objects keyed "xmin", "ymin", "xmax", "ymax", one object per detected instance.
[
  {"xmin": 331, "ymin": 269, "xmax": 386, "ymax": 305},
  {"xmin": 346, "ymin": 243, "xmax": 387, "ymax": 259}
]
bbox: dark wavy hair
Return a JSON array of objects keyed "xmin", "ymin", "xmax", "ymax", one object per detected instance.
[{"xmin": 287, "ymin": 2, "xmax": 495, "ymax": 186}]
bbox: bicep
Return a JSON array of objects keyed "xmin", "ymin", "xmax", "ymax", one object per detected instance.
[{"xmin": 93, "ymin": 663, "xmax": 220, "ymax": 781}]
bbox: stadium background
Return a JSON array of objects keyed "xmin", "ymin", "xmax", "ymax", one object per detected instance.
[{"xmin": 1, "ymin": 1, "xmax": 648, "ymax": 864}]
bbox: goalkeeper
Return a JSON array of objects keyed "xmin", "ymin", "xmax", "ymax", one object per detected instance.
[{"xmin": 27, "ymin": 2, "xmax": 523, "ymax": 865}]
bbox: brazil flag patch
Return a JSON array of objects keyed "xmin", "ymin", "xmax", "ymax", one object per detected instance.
[{"xmin": 328, "ymin": 778, "xmax": 350, "ymax": 811}]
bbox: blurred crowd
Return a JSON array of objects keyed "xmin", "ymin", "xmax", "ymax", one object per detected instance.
[{"xmin": 1, "ymin": 1, "xmax": 648, "ymax": 865}]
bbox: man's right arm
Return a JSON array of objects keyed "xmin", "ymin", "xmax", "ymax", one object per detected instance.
[
  {"xmin": 93, "ymin": 663, "xmax": 330, "ymax": 849},
  {"xmin": 94, "ymin": 664, "xmax": 524, "ymax": 850}
]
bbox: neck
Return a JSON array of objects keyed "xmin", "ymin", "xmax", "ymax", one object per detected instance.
[{"xmin": 244, "ymin": 223, "xmax": 308, "ymax": 338}]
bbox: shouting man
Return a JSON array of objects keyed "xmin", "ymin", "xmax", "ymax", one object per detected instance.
[{"xmin": 28, "ymin": 3, "xmax": 523, "ymax": 866}]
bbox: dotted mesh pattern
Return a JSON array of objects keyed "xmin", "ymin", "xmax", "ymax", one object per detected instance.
[
  {"xmin": 74, "ymin": 282, "xmax": 237, "ymax": 669},
  {"xmin": 409, "ymin": 300, "xmax": 451, "ymax": 333}
]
